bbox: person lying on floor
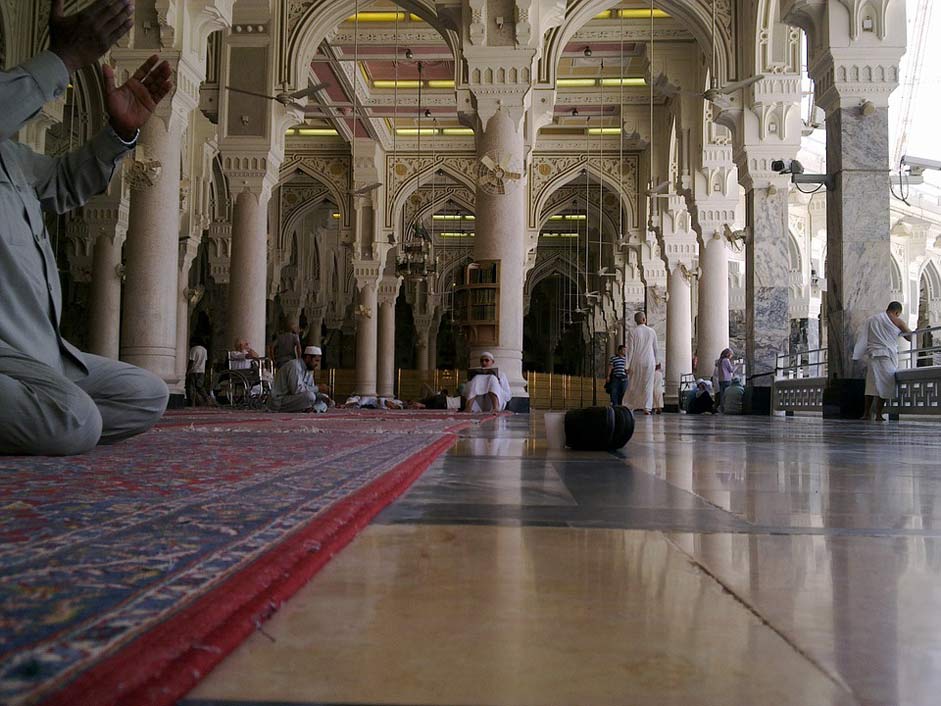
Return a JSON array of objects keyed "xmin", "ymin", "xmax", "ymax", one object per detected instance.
[
  {"xmin": 268, "ymin": 346, "xmax": 331, "ymax": 413},
  {"xmin": 463, "ymin": 352, "xmax": 511, "ymax": 412},
  {"xmin": 343, "ymin": 395, "xmax": 405, "ymax": 410},
  {"xmin": 0, "ymin": 1, "xmax": 174, "ymax": 456}
]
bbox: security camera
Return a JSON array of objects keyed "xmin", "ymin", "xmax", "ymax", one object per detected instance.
[
  {"xmin": 771, "ymin": 159, "xmax": 804, "ymax": 175},
  {"xmin": 901, "ymin": 155, "xmax": 941, "ymax": 175}
]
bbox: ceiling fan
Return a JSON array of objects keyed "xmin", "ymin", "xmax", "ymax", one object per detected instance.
[
  {"xmin": 477, "ymin": 152, "xmax": 524, "ymax": 195},
  {"xmin": 225, "ymin": 83, "xmax": 329, "ymax": 111}
]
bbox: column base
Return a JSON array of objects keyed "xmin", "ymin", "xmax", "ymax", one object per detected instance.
[
  {"xmin": 167, "ymin": 392, "xmax": 186, "ymax": 410},
  {"xmin": 744, "ymin": 386, "xmax": 772, "ymax": 415},
  {"xmin": 822, "ymin": 378, "xmax": 865, "ymax": 419}
]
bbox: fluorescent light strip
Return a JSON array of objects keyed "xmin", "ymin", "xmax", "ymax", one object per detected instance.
[
  {"xmin": 441, "ymin": 128, "xmax": 475, "ymax": 136},
  {"xmin": 290, "ymin": 128, "xmax": 339, "ymax": 136},
  {"xmin": 374, "ymin": 80, "xmax": 421, "ymax": 89},
  {"xmin": 558, "ymin": 78, "xmax": 645, "ymax": 88},
  {"xmin": 594, "ymin": 9, "xmax": 670, "ymax": 19},
  {"xmin": 345, "ymin": 12, "xmax": 424, "ymax": 22},
  {"xmin": 587, "ymin": 127, "xmax": 624, "ymax": 135},
  {"xmin": 557, "ymin": 78, "xmax": 597, "ymax": 87},
  {"xmin": 427, "ymin": 80, "xmax": 455, "ymax": 89},
  {"xmin": 395, "ymin": 128, "xmax": 438, "ymax": 136},
  {"xmin": 548, "ymin": 214, "xmax": 587, "ymax": 220},
  {"xmin": 541, "ymin": 232, "xmax": 581, "ymax": 238},
  {"xmin": 439, "ymin": 232, "xmax": 475, "ymax": 238},
  {"xmin": 599, "ymin": 77, "xmax": 646, "ymax": 87}
]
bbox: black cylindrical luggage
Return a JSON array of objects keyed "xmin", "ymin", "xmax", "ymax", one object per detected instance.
[{"xmin": 564, "ymin": 406, "xmax": 635, "ymax": 450}]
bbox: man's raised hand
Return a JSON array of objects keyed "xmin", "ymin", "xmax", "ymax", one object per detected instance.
[
  {"xmin": 49, "ymin": 0, "xmax": 134, "ymax": 74},
  {"xmin": 103, "ymin": 55, "xmax": 173, "ymax": 140}
]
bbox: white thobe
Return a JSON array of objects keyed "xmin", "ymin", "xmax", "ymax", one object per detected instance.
[
  {"xmin": 465, "ymin": 371, "xmax": 511, "ymax": 411},
  {"xmin": 624, "ymin": 324, "xmax": 659, "ymax": 411},
  {"xmin": 853, "ymin": 312, "xmax": 901, "ymax": 400}
]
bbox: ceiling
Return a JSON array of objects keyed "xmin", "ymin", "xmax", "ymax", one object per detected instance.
[{"xmin": 287, "ymin": 0, "xmax": 696, "ymax": 145}]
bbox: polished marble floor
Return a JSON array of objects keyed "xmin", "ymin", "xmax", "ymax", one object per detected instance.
[{"xmin": 184, "ymin": 413, "xmax": 941, "ymax": 706}]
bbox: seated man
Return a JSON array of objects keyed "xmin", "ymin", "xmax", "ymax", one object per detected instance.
[
  {"xmin": 687, "ymin": 379, "xmax": 715, "ymax": 415},
  {"xmin": 722, "ymin": 377, "xmax": 745, "ymax": 415},
  {"xmin": 268, "ymin": 346, "xmax": 331, "ymax": 413},
  {"xmin": 464, "ymin": 352, "xmax": 511, "ymax": 412},
  {"xmin": 0, "ymin": 3, "xmax": 174, "ymax": 456}
]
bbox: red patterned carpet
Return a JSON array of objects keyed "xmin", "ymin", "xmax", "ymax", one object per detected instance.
[{"xmin": 0, "ymin": 409, "xmax": 494, "ymax": 706}]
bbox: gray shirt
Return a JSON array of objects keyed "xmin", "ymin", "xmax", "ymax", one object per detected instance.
[
  {"xmin": 271, "ymin": 359, "xmax": 317, "ymax": 400},
  {"xmin": 1, "ymin": 51, "xmax": 134, "ymax": 379}
]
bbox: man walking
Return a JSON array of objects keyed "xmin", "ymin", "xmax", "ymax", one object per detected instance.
[
  {"xmin": 0, "ymin": 0, "xmax": 174, "ymax": 455},
  {"xmin": 623, "ymin": 312, "xmax": 659, "ymax": 415},
  {"xmin": 853, "ymin": 301, "xmax": 913, "ymax": 421}
]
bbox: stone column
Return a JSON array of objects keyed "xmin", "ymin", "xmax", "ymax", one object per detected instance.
[
  {"xmin": 88, "ymin": 231, "xmax": 126, "ymax": 358},
  {"xmin": 305, "ymin": 305, "xmax": 324, "ymax": 346},
  {"xmin": 472, "ymin": 108, "xmax": 527, "ymax": 397},
  {"xmin": 782, "ymin": 0, "xmax": 906, "ymax": 415},
  {"xmin": 227, "ymin": 187, "xmax": 270, "ymax": 354},
  {"xmin": 376, "ymin": 277, "xmax": 401, "ymax": 397},
  {"xmin": 114, "ymin": 1, "xmax": 231, "ymax": 384},
  {"xmin": 353, "ymin": 272, "xmax": 380, "ymax": 396},
  {"xmin": 428, "ymin": 317, "xmax": 440, "ymax": 371},
  {"xmin": 414, "ymin": 318, "xmax": 432, "ymax": 372},
  {"xmin": 697, "ymin": 234, "xmax": 731, "ymax": 377},
  {"xmin": 120, "ymin": 115, "xmax": 186, "ymax": 383},
  {"xmin": 666, "ymin": 266, "xmax": 694, "ymax": 400},
  {"xmin": 83, "ymin": 190, "xmax": 129, "ymax": 359},
  {"xmin": 744, "ymin": 178, "xmax": 792, "ymax": 391}
]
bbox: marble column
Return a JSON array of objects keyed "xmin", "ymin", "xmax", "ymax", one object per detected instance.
[
  {"xmin": 354, "ymin": 280, "xmax": 379, "ymax": 396},
  {"xmin": 376, "ymin": 278, "xmax": 400, "ymax": 398},
  {"xmin": 227, "ymin": 189, "xmax": 269, "ymax": 354},
  {"xmin": 666, "ymin": 266, "xmax": 693, "ymax": 400},
  {"xmin": 87, "ymin": 231, "xmax": 125, "ymax": 359},
  {"xmin": 473, "ymin": 109, "xmax": 526, "ymax": 397},
  {"xmin": 697, "ymin": 235, "xmax": 730, "ymax": 377},
  {"xmin": 120, "ymin": 116, "xmax": 184, "ymax": 384},
  {"xmin": 823, "ymin": 106, "xmax": 892, "ymax": 414},
  {"xmin": 428, "ymin": 318, "xmax": 440, "ymax": 371},
  {"xmin": 175, "ymin": 290, "xmax": 191, "ymax": 384},
  {"xmin": 415, "ymin": 329, "xmax": 430, "ymax": 372},
  {"xmin": 745, "ymin": 181, "xmax": 791, "ymax": 389}
]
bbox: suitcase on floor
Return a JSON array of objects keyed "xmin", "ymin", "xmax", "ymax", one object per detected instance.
[{"xmin": 564, "ymin": 406, "xmax": 635, "ymax": 451}]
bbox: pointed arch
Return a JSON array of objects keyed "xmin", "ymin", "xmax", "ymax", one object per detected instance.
[
  {"xmin": 282, "ymin": 0, "xmax": 459, "ymax": 94},
  {"xmin": 531, "ymin": 159, "xmax": 637, "ymax": 234}
]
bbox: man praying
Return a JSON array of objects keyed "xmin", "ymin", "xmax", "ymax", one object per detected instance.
[
  {"xmin": 0, "ymin": 0, "xmax": 174, "ymax": 455},
  {"xmin": 853, "ymin": 301, "xmax": 913, "ymax": 421}
]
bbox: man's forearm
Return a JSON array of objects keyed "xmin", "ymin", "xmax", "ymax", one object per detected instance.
[{"xmin": 0, "ymin": 52, "xmax": 70, "ymax": 142}]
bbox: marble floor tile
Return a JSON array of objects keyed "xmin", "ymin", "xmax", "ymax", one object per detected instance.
[
  {"xmin": 181, "ymin": 412, "xmax": 941, "ymax": 706},
  {"xmin": 186, "ymin": 525, "xmax": 854, "ymax": 706},
  {"xmin": 666, "ymin": 532, "xmax": 941, "ymax": 706}
]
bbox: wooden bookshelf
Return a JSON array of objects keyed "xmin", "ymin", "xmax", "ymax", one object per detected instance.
[{"xmin": 454, "ymin": 260, "xmax": 500, "ymax": 346}]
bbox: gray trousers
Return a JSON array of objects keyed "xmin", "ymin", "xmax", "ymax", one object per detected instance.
[{"xmin": 0, "ymin": 346, "xmax": 169, "ymax": 456}]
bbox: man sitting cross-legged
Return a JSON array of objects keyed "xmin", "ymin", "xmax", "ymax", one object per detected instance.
[
  {"xmin": 464, "ymin": 352, "xmax": 511, "ymax": 412},
  {"xmin": 268, "ymin": 346, "xmax": 333, "ymax": 413}
]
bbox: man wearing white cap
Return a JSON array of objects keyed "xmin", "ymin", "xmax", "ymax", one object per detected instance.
[
  {"xmin": 464, "ymin": 352, "xmax": 511, "ymax": 412},
  {"xmin": 268, "ymin": 345, "xmax": 332, "ymax": 413}
]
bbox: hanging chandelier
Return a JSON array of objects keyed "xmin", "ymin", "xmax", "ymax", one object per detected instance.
[{"xmin": 396, "ymin": 66, "xmax": 437, "ymax": 281}]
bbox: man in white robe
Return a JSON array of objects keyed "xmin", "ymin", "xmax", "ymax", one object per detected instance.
[
  {"xmin": 464, "ymin": 352, "xmax": 511, "ymax": 412},
  {"xmin": 623, "ymin": 312, "xmax": 659, "ymax": 414},
  {"xmin": 853, "ymin": 301, "xmax": 912, "ymax": 421}
]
